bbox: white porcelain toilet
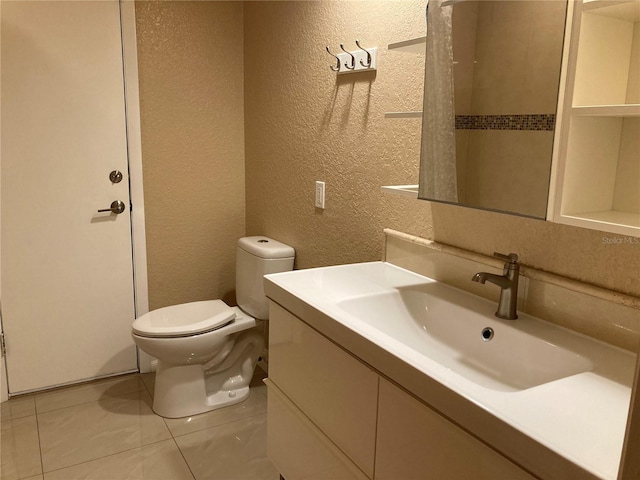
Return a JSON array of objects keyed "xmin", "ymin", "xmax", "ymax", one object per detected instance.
[{"xmin": 132, "ymin": 236, "xmax": 295, "ymax": 418}]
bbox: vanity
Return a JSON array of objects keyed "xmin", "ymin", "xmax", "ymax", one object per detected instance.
[{"xmin": 263, "ymin": 247, "xmax": 637, "ymax": 480}]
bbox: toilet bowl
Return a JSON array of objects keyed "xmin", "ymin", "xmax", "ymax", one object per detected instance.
[{"xmin": 132, "ymin": 237, "xmax": 295, "ymax": 418}]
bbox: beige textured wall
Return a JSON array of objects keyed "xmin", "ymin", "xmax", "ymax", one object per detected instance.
[
  {"xmin": 429, "ymin": 205, "xmax": 639, "ymax": 297},
  {"xmin": 244, "ymin": 0, "xmax": 433, "ymax": 269},
  {"xmin": 244, "ymin": 1, "xmax": 640, "ymax": 298},
  {"xmin": 133, "ymin": 0, "xmax": 637, "ymax": 312},
  {"xmin": 136, "ymin": 1, "xmax": 245, "ymax": 309}
]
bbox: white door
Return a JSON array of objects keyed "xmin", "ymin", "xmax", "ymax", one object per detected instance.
[{"xmin": 1, "ymin": 0, "xmax": 138, "ymax": 393}]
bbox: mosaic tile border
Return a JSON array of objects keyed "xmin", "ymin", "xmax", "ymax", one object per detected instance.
[{"xmin": 455, "ymin": 114, "xmax": 555, "ymax": 131}]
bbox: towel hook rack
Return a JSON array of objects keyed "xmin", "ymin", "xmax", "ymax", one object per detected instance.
[
  {"xmin": 326, "ymin": 41, "xmax": 377, "ymax": 74},
  {"xmin": 355, "ymin": 40, "xmax": 372, "ymax": 67},
  {"xmin": 339, "ymin": 44, "xmax": 355, "ymax": 70},
  {"xmin": 325, "ymin": 46, "xmax": 340, "ymax": 72}
]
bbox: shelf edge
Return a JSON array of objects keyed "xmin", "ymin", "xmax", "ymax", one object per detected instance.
[
  {"xmin": 571, "ymin": 104, "xmax": 640, "ymax": 116},
  {"xmin": 388, "ymin": 36, "xmax": 426, "ymax": 54},
  {"xmin": 384, "ymin": 111, "xmax": 423, "ymax": 119},
  {"xmin": 381, "ymin": 185, "xmax": 419, "ymax": 198}
]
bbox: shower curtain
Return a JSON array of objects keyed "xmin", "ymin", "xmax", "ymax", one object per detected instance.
[{"xmin": 418, "ymin": 0, "xmax": 458, "ymax": 203}]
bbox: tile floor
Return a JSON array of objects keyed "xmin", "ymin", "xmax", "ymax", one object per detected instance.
[{"xmin": 1, "ymin": 369, "xmax": 278, "ymax": 480}]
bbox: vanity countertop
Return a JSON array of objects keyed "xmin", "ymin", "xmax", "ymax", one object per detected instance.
[{"xmin": 264, "ymin": 261, "xmax": 637, "ymax": 480}]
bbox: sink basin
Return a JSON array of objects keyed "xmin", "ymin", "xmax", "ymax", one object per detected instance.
[{"xmin": 336, "ymin": 282, "xmax": 594, "ymax": 392}]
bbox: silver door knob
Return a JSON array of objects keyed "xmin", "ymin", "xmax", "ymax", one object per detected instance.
[{"xmin": 98, "ymin": 200, "xmax": 126, "ymax": 214}]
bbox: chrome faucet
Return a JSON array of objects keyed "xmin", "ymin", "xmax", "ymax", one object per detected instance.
[{"xmin": 472, "ymin": 252, "xmax": 520, "ymax": 320}]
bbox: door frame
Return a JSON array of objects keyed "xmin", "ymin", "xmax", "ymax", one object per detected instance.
[
  {"xmin": 120, "ymin": 0, "xmax": 151, "ymax": 374},
  {"xmin": 1, "ymin": 3, "xmax": 5, "ymax": 403}
]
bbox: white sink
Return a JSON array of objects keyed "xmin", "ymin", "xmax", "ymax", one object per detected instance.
[{"xmin": 336, "ymin": 283, "xmax": 594, "ymax": 392}]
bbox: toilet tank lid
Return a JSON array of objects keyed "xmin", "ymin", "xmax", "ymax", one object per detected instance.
[{"xmin": 238, "ymin": 236, "xmax": 295, "ymax": 259}]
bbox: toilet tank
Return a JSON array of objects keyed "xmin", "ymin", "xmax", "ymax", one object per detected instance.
[{"xmin": 236, "ymin": 236, "xmax": 295, "ymax": 320}]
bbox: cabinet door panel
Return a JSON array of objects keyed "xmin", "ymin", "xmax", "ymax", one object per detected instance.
[
  {"xmin": 375, "ymin": 378, "xmax": 535, "ymax": 480},
  {"xmin": 267, "ymin": 381, "xmax": 368, "ymax": 480},
  {"xmin": 269, "ymin": 302, "xmax": 378, "ymax": 478}
]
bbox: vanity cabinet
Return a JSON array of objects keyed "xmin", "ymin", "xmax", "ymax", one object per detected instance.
[
  {"xmin": 266, "ymin": 301, "xmax": 532, "ymax": 480},
  {"xmin": 551, "ymin": 0, "xmax": 640, "ymax": 236},
  {"xmin": 266, "ymin": 380, "xmax": 369, "ymax": 480},
  {"xmin": 375, "ymin": 378, "xmax": 535, "ymax": 480},
  {"xmin": 267, "ymin": 302, "xmax": 378, "ymax": 478}
]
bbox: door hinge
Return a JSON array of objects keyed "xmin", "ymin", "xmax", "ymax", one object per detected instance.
[{"xmin": 0, "ymin": 333, "xmax": 6, "ymax": 357}]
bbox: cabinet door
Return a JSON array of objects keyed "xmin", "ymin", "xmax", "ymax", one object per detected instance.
[
  {"xmin": 268, "ymin": 302, "xmax": 378, "ymax": 478},
  {"xmin": 267, "ymin": 380, "xmax": 368, "ymax": 480},
  {"xmin": 375, "ymin": 379, "xmax": 535, "ymax": 480}
]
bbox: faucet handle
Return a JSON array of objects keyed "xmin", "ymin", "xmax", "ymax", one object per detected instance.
[{"xmin": 493, "ymin": 252, "xmax": 518, "ymax": 263}]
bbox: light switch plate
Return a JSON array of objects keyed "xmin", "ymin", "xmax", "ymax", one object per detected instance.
[{"xmin": 315, "ymin": 181, "xmax": 325, "ymax": 209}]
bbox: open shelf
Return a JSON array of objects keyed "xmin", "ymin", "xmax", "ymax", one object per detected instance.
[
  {"xmin": 572, "ymin": 2, "xmax": 639, "ymax": 106},
  {"xmin": 381, "ymin": 185, "xmax": 419, "ymax": 198},
  {"xmin": 559, "ymin": 113, "xmax": 639, "ymax": 237},
  {"xmin": 564, "ymin": 210, "xmax": 640, "ymax": 227},
  {"xmin": 560, "ymin": 210, "xmax": 640, "ymax": 236},
  {"xmin": 551, "ymin": 0, "xmax": 640, "ymax": 237},
  {"xmin": 384, "ymin": 111, "xmax": 423, "ymax": 119},
  {"xmin": 385, "ymin": 36, "xmax": 426, "ymax": 118},
  {"xmin": 388, "ymin": 36, "xmax": 426, "ymax": 54}
]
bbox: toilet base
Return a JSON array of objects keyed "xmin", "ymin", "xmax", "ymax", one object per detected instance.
[
  {"xmin": 151, "ymin": 329, "xmax": 263, "ymax": 418},
  {"xmin": 206, "ymin": 385, "xmax": 250, "ymax": 410},
  {"xmin": 151, "ymin": 364, "xmax": 252, "ymax": 418}
]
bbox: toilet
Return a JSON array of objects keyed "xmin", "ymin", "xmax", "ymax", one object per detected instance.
[{"xmin": 131, "ymin": 236, "xmax": 295, "ymax": 418}]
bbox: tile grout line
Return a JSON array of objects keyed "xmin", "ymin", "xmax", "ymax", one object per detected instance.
[
  {"xmin": 168, "ymin": 409, "xmax": 269, "ymax": 439},
  {"xmin": 0, "ymin": 394, "xmax": 38, "ymax": 422},
  {"xmin": 36, "ymin": 438, "xmax": 173, "ymax": 477},
  {"xmin": 14, "ymin": 373, "xmax": 267, "ymax": 476},
  {"xmin": 3, "ymin": 372, "xmax": 273, "ymax": 479},
  {"xmin": 32, "ymin": 375, "xmax": 165, "ymax": 476},
  {"xmin": 34, "ymin": 399, "xmax": 45, "ymax": 478},
  {"xmin": 146, "ymin": 376, "xmax": 198, "ymax": 478},
  {"xmin": 33, "ymin": 375, "xmax": 147, "ymax": 416},
  {"xmin": 171, "ymin": 435, "xmax": 197, "ymax": 480},
  {"xmin": 161, "ymin": 387, "xmax": 268, "ymax": 439},
  {"xmin": 165, "ymin": 410, "xmax": 269, "ymax": 480},
  {"xmin": 140, "ymin": 372, "xmax": 155, "ymax": 398},
  {"xmin": 156, "ymin": 387, "xmax": 269, "ymax": 479},
  {"xmin": 148, "ymin": 372, "xmax": 268, "ymax": 479}
]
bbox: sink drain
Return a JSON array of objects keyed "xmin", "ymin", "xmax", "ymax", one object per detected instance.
[{"xmin": 481, "ymin": 327, "xmax": 494, "ymax": 341}]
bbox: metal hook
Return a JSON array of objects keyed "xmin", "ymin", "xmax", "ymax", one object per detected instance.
[
  {"xmin": 355, "ymin": 40, "xmax": 372, "ymax": 67},
  {"xmin": 326, "ymin": 46, "xmax": 340, "ymax": 72},
  {"xmin": 339, "ymin": 44, "xmax": 355, "ymax": 70}
]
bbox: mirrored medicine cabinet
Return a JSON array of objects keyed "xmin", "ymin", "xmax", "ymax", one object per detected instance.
[
  {"xmin": 418, "ymin": 0, "xmax": 568, "ymax": 220},
  {"xmin": 412, "ymin": 0, "xmax": 640, "ymax": 237}
]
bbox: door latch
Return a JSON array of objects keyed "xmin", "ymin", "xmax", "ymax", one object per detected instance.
[{"xmin": 97, "ymin": 200, "xmax": 126, "ymax": 214}]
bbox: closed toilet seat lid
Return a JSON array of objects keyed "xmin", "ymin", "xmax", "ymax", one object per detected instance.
[{"xmin": 132, "ymin": 300, "xmax": 236, "ymax": 337}]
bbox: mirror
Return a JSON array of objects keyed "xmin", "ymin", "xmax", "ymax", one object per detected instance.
[{"xmin": 418, "ymin": 0, "xmax": 568, "ymax": 219}]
